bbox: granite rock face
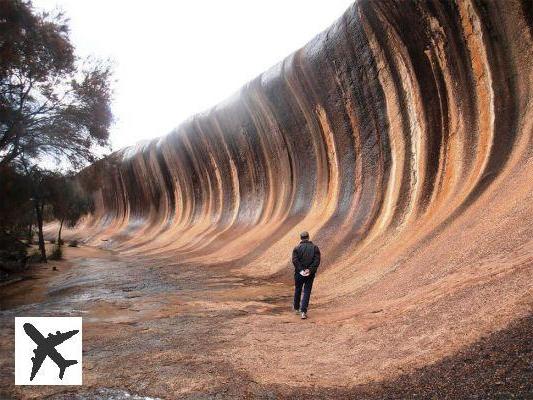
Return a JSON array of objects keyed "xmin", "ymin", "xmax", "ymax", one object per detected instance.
[{"xmin": 68, "ymin": 0, "xmax": 532, "ymax": 293}]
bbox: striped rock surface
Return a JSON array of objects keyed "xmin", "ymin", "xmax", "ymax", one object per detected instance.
[{"xmin": 60, "ymin": 0, "xmax": 532, "ymax": 309}]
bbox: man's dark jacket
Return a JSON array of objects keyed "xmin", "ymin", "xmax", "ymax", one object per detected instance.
[{"xmin": 292, "ymin": 239, "xmax": 321, "ymax": 275}]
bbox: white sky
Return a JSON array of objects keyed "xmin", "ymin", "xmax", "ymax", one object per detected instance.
[{"xmin": 32, "ymin": 0, "xmax": 354, "ymax": 151}]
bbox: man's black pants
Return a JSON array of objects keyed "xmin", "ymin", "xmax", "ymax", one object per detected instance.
[{"xmin": 294, "ymin": 272, "xmax": 315, "ymax": 313}]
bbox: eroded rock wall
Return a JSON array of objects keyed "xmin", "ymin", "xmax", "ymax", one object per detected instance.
[{"xmin": 68, "ymin": 0, "xmax": 531, "ymax": 297}]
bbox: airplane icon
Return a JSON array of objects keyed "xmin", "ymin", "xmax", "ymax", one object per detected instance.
[{"xmin": 23, "ymin": 322, "xmax": 79, "ymax": 381}]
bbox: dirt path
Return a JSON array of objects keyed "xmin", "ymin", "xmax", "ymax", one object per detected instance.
[{"xmin": 0, "ymin": 246, "xmax": 531, "ymax": 399}]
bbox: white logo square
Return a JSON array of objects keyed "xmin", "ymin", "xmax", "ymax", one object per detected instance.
[{"xmin": 15, "ymin": 317, "xmax": 82, "ymax": 385}]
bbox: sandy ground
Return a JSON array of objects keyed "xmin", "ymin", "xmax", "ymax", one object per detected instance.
[{"xmin": 0, "ymin": 244, "xmax": 531, "ymax": 399}]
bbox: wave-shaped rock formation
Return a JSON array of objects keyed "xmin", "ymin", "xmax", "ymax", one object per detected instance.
[{"xmin": 65, "ymin": 0, "xmax": 532, "ymax": 308}]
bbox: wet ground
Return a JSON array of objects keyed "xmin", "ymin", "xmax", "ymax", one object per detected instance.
[
  {"xmin": 0, "ymin": 246, "xmax": 290, "ymax": 399},
  {"xmin": 0, "ymin": 246, "xmax": 531, "ymax": 399}
]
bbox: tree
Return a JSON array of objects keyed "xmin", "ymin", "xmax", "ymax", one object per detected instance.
[
  {"xmin": 23, "ymin": 164, "xmax": 55, "ymax": 262},
  {"xmin": 0, "ymin": 1, "xmax": 113, "ymax": 269},
  {"xmin": 48, "ymin": 175, "xmax": 93, "ymax": 246},
  {"xmin": 0, "ymin": 162, "xmax": 32, "ymax": 272},
  {"xmin": 0, "ymin": 163, "xmax": 32, "ymax": 232},
  {"xmin": 0, "ymin": 0, "xmax": 113, "ymax": 169}
]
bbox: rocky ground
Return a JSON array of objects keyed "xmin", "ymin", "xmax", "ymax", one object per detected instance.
[{"xmin": 0, "ymin": 246, "xmax": 531, "ymax": 399}]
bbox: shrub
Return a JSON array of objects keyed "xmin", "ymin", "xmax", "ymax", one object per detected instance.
[
  {"xmin": 49, "ymin": 245, "xmax": 62, "ymax": 260},
  {"xmin": 0, "ymin": 232, "xmax": 28, "ymax": 272},
  {"xmin": 49, "ymin": 239, "xmax": 56, "ymax": 244},
  {"xmin": 68, "ymin": 240, "xmax": 79, "ymax": 247}
]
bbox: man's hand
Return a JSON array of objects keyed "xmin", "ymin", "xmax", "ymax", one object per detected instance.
[{"xmin": 300, "ymin": 269, "xmax": 310, "ymax": 276}]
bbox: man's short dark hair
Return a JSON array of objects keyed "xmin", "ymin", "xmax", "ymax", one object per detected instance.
[{"xmin": 300, "ymin": 231, "xmax": 309, "ymax": 239}]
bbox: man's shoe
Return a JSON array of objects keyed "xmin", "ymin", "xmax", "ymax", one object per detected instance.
[
  {"xmin": 301, "ymin": 312, "xmax": 307, "ymax": 319},
  {"xmin": 294, "ymin": 308, "xmax": 300, "ymax": 315}
]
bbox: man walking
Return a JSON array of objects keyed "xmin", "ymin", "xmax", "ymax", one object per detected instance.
[{"xmin": 292, "ymin": 231, "xmax": 321, "ymax": 319}]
